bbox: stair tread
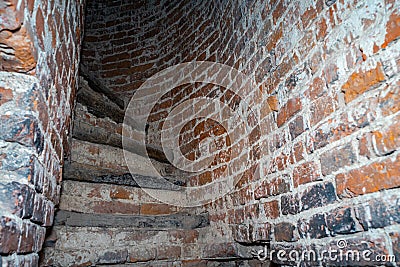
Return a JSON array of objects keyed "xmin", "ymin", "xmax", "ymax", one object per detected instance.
[
  {"xmin": 64, "ymin": 162, "xmax": 186, "ymax": 190},
  {"xmin": 54, "ymin": 210, "xmax": 209, "ymax": 229}
]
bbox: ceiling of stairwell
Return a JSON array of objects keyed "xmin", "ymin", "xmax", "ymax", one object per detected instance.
[{"xmin": 80, "ymin": 0, "xmax": 232, "ymax": 107}]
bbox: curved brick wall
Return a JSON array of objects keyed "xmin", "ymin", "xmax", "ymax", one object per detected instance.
[
  {"xmin": 0, "ymin": 0, "xmax": 83, "ymax": 265},
  {"xmin": 81, "ymin": 0, "xmax": 225, "ymax": 103}
]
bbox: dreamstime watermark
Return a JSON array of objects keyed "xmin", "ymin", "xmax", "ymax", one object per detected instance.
[
  {"xmin": 122, "ymin": 61, "xmax": 269, "ymax": 207},
  {"xmin": 252, "ymin": 239, "xmax": 396, "ymax": 264}
]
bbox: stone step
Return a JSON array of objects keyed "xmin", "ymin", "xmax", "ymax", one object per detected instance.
[
  {"xmin": 59, "ymin": 180, "xmax": 188, "ymax": 215},
  {"xmin": 54, "ymin": 210, "xmax": 209, "ymax": 229},
  {"xmin": 40, "ymin": 223, "xmax": 258, "ymax": 266},
  {"xmin": 64, "ymin": 161, "xmax": 186, "ymax": 191},
  {"xmin": 67, "ymin": 138, "xmax": 188, "ymax": 184}
]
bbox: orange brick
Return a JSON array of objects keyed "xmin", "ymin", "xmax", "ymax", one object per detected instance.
[
  {"xmin": 381, "ymin": 12, "xmax": 400, "ymax": 48},
  {"xmin": 0, "ymin": 87, "xmax": 13, "ymax": 106},
  {"xmin": 267, "ymin": 95, "xmax": 279, "ymax": 111},
  {"xmin": 342, "ymin": 63, "xmax": 386, "ymax": 103},
  {"xmin": 336, "ymin": 154, "xmax": 400, "ymax": 197},
  {"xmin": 109, "ymin": 187, "xmax": 131, "ymax": 199},
  {"xmin": 372, "ymin": 118, "xmax": 400, "ymax": 156},
  {"xmin": 140, "ymin": 203, "xmax": 176, "ymax": 215}
]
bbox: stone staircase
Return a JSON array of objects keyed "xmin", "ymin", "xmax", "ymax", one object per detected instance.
[
  {"xmin": 39, "ymin": 77, "xmax": 260, "ymax": 266},
  {"xmin": 39, "ymin": 140, "xmax": 258, "ymax": 266}
]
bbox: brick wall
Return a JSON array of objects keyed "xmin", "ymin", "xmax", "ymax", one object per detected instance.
[
  {"xmin": 0, "ymin": 0, "xmax": 84, "ymax": 265},
  {"xmin": 80, "ymin": 0, "xmax": 400, "ymax": 265},
  {"xmin": 213, "ymin": 1, "xmax": 399, "ymax": 266}
]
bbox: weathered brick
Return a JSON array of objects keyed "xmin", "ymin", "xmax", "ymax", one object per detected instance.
[
  {"xmin": 254, "ymin": 176, "xmax": 290, "ymax": 200},
  {"xmin": 169, "ymin": 229, "xmax": 199, "ymax": 244},
  {"xmin": 18, "ymin": 222, "xmax": 35, "ymax": 253},
  {"xmin": 140, "ymin": 203, "xmax": 176, "ymax": 215},
  {"xmin": 297, "ymin": 213, "xmax": 328, "ymax": 239},
  {"xmin": 301, "ymin": 182, "xmax": 336, "ymax": 211},
  {"xmin": 276, "ymin": 97, "xmax": 302, "ymax": 127},
  {"xmin": 98, "ymin": 249, "xmax": 128, "ymax": 264},
  {"xmin": 312, "ymin": 99, "xmax": 376, "ymax": 150},
  {"xmin": 252, "ymin": 223, "xmax": 272, "ymax": 242},
  {"xmin": 92, "ymin": 201, "xmax": 140, "ymax": 215},
  {"xmin": 289, "ymin": 140, "xmax": 305, "ymax": 164},
  {"xmin": 261, "ymin": 200, "xmax": 279, "ymax": 219},
  {"xmin": 292, "ymin": 161, "xmax": 321, "ymax": 187},
  {"xmin": 325, "ymin": 206, "xmax": 360, "ymax": 235},
  {"xmin": 336, "ymin": 154, "xmax": 400, "ymax": 197},
  {"xmin": 378, "ymin": 80, "xmax": 400, "ymax": 116},
  {"xmin": 289, "ymin": 115, "xmax": 305, "ymax": 140},
  {"xmin": 0, "ymin": 115, "xmax": 44, "ymax": 154},
  {"xmin": 281, "ymin": 194, "xmax": 300, "ymax": 215},
  {"xmin": 128, "ymin": 247, "xmax": 156, "ymax": 263},
  {"xmin": 305, "ymin": 77, "xmax": 326, "ymax": 101},
  {"xmin": 389, "ymin": 231, "xmax": 400, "ymax": 266},
  {"xmin": 0, "ymin": 86, "xmax": 13, "ymax": 106},
  {"xmin": 320, "ymin": 144, "xmax": 356, "ymax": 176},
  {"xmin": 356, "ymin": 195, "xmax": 400, "ymax": 230},
  {"xmin": 341, "ymin": 63, "xmax": 386, "ymax": 103},
  {"xmin": 309, "ymin": 96, "xmax": 337, "ymax": 126},
  {"xmin": 0, "ymin": 217, "xmax": 20, "ymax": 254},
  {"xmin": 381, "ymin": 12, "xmax": 400, "ymax": 49},
  {"xmin": 371, "ymin": 118, "xmax": 400, "ymax": 156},
  {"xmin": 202, "ymin": 242, "xmax": 237, "ymax": 258},
  {"xmin": 274, "ymin": 222, "xmax": 298, "ymax": 242},
  {"xmin": 233, "ymin": 223, "xmax": 250, "ymax": 243}
]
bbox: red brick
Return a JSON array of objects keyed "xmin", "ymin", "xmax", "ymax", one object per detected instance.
[
  {"xmin": 359, "ymin": 133, "xmax": 374, "ymax": 159},
  {"xmin": 266, "ymin": 23, "xmax": 283, "ymax": 51},
  {"xmin": 169, "ymin": 230, "xmax": 199, "ymax": 244},
  {"xmin": 0, "ymin": 217, "xmax": 20, "ymax": 254},
  {"xmin": 316, "ymin": 17, "xmax": 328, "ymax": 41},
  {"xmin": 297, "ymin": 213, "xmax": 328, "ymax": 239},
  {"xmin": 252, "ymin": 223, "xmax": 272, "ymax": 243},
  {"xmin": 336, "ymin": 154, "xmax": 400, "ymax": 197},
  {"xmin": 261, "ymin": 200, "xmax": 279, "ymax": 219},
  {"xmin": 310, "ymin": 96, "xmax": 337, "ymax": 126},
  {"xmin": 272, "ymin": 1, "xmax": 285, "ymax": 25},
  {"xmin": 254, "ymin": 176, "xmax": 290, "ymax": 199},
  {"xmin": 289, "ymin": 140, "xmax": 305, "ymax": 164},
  {"xmin": 305, "ymin": 77, "xmax": 326, "ymax": 101},
  {"xmin": 289, "ymin": 115, "xmax": 305, "ymax": 140},
  {"xmin": 276, "ymin": 97, "xmax": 302, "ymax": 127},
  {"xmin": 342, "ymin": 63, "xmax": 386, "ymax": 103},
  {"xmin": 301, "ymin": 5, "xmax": 318, "ymax": 29},
  {"xmin": 292, "ymin": 161, "xmax": 320, "ymax": 187},
  {"xmin": 274, "ymin": 222, "xmax": 298, "ymax": 242},
  {"xmin": 267, "ymin": 95, "xmax": 279, "ymax": 111},
  {"xmin": 92, "ymin": 201, "xmax": 140, "ymax": 214}
]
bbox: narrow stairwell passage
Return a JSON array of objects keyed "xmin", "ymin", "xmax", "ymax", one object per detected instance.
[{"xmin": 1, "ymin": 0, "xmax": 399, "ymax": 266}]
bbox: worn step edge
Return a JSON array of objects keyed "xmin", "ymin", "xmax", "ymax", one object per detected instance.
[
  {"xmin": 63, "ymin": 162, "xmax": 186, "ymax": 191},
  {"xmin": 69, "ymin": 138, "xmax": 189, "ymax": 180},
  {"xmin": 54, "ymin": 210, "xmax": 209, "ymax": 229}
]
